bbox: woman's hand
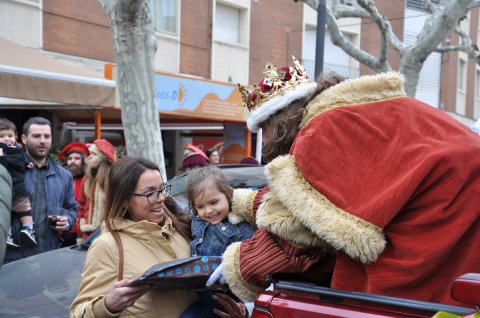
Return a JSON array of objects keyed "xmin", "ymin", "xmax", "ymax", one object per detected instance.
[
  {"xmin": 213, "ymin": 293, "xmax": 248, "ymax": 318},
  {"xmin": 104, "ymin": 279, "xmax": 150, "ymax": 313}
]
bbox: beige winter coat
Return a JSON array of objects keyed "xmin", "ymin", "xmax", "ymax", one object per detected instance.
[{"xmin": 70, "ymin": 217, "xmax": 197, "ymax": 318}]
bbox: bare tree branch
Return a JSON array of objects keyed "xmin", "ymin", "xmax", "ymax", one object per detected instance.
[
  {"xmin": 356, "ymin": 0, "xmax": 389, "ymax": 64},
  {"xmin": 294, "ymin": 0, "xmax": 478, "ymax": 97},
  {"xmin": 331, "ymin": 5, "xmax": 372, "ymax": 19},
  {"xmin": 409, "ymin": 0, "xmax": 473, "ymax": 65},
  {"xmin": 326, "ymin": 7, "xmax": 391, "ymax": 72},
  {"xmin": 435, "ymin": 25, "xmax": 480, "ymax": 62},
  {"xmin": 423, "ymin": 0, "xmax": 438, "ymax": 14},
  {"xmin": 468, "ymin": 0, "xmax": 480, "ymax": 9}
]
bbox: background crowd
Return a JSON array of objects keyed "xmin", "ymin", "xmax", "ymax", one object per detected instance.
[{"xmin": 0, "ymin": 115, "xmax": 258, "ymax": 263}]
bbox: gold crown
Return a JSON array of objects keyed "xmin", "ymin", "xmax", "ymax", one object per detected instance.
[{"xmin": 238, "ymin": 56, "xmax": 311, "ymax": 111}]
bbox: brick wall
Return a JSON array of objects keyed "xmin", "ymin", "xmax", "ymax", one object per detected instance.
[
  {"xmin": 249, "ymin": 0, "xmax": 303, "ymax": 83},
  {"xmin": 180, "ymin": 0, "xmax": 212, "ymax": 78},
  {"xmin": 43, "ymin": 0, "xmax": 114, "ymax": 62}
]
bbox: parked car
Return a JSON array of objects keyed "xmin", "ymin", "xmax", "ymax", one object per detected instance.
[
  {"xmin": 0, "ymin": 165, "xmax": 267, "ymax": 317},
  {"xmin": 251, "ymin": 275, "xmax": 480, "ymax": 318}
]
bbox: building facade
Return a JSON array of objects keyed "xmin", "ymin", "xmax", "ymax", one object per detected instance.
[{"xmin": 1, "ymin": 0, "xmax": 479, "ymax": 177}]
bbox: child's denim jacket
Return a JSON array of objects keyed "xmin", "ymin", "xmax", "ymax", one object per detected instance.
[{"xmin": 190, "ymin": 213, "xmax": 255, "ymax": 257}]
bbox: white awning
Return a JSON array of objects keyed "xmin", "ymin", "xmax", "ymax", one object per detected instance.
[{"xmin": 0, "ymin": 37, "xmax": 115, "ymax": 108}]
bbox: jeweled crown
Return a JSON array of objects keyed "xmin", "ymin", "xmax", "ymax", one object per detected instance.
[{"xmin": 238, "ymin": 56, "xmax": 311, "ymax": 111}]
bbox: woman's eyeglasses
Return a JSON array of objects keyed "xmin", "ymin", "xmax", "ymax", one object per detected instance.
[{"xmin": 132, "ymin": 183, "xmax": 171, "ymax": 204}]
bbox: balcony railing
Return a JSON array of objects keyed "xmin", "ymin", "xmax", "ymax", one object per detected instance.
[{"xmin": 301, "ymin": 59, "xmax": 360, "ymax": 80}]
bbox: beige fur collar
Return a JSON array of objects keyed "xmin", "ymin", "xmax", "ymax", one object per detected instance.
[
  {"xmin": 301, "ymin": 72, "xmax": 406, "ymax": 128},
  {"xmin": 256, "ymin": 190, "xmax": 327, "ymax": 248},
  {"xmin": 265, "ymin": 155, "xmax": 386, "ymax": 264}
]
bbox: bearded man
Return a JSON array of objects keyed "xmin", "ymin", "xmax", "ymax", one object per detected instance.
[{"xmin": 58, "ymin": 142, "xmax": 89, "ymax": 246}]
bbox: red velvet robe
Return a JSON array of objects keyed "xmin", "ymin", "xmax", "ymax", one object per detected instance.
[{"xmin": 225, "ymin": 74, "xmax": 480, "ymax": 306}]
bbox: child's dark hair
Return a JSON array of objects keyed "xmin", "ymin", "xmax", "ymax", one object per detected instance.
[
  {"xmin": 0, "ymin": 118, "xmax": 17, "ymax": 134},
  {"xmin": 185, "ymin": 165, "xmax": 232, "ymax": 215}
]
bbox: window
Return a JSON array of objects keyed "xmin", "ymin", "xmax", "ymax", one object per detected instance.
[
  {"xmin": 150, "ymin": 0, "xmax": 177, "ymax": 35},
  {"xmin": 475, "ymin": 68, "xmax": 480, "ymax": 119},
  {"xmin": 214, "ymin": 2, "xmax": 246, "ymax": 45},
  {"xmin": 458, "ymin": 58, "xmax": 467, "ymax": 92},
  {"xmin": 406, "ymin": 0, "xmax": 440, "ymax": 11},
  {"xmin": 456, "ymin": 57, "xmax": 467, "ymax": 115}
]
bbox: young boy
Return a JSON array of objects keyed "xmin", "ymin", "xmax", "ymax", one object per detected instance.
[{"xmin": 0, "ymin": 118, "xmax": 36, "ymax": 248}]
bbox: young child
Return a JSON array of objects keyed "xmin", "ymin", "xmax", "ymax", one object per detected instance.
[
  {"xmin": 0, "ymin": 118, "xmax": 36, "ymax": 248},
  {"xmin": 181, "ymin": 165, "xmax": 255, "ymax": 318}
]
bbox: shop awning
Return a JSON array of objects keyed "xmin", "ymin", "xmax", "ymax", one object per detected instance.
[{"xmin": 0, "ymin": 37, "xmax": 115, "ymax": 108}]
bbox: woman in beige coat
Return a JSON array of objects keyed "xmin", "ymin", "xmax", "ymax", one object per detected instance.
[{"xmin": 71, "ymin": 156, "xmax": 247, "ymax": 318}]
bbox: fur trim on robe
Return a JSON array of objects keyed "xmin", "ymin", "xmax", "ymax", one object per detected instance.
[
  {"xmin": 222, "ymin": 242, "xmax": 263, "ymax": 302},
  {"xmin": 265, "ymin": 155, "xmax": 386, "ymax": 264},
  {"xmin": 256, "ymin": 190, "xmax": 327, "ymax": 248},
  {"xmin": 301, "ymin": 72, "xmax": 406, "ymax": 128},
  {"xmin": 231, "ymin": 188, "xmax": 257, "ymax": 226}
]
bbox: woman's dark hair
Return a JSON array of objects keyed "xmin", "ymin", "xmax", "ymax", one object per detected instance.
[
  {"xmin": 104, "ymin": 156, "xmax": 190, "ymax": 240},
  {"xmin": 185, "ymin": 165, "xmax": 232, "ymax": 215},
  {"xmin": 262, "ymin": 72, "xmax": 346, "ymax": 162},
  {"xmin": 205, "ymin": 148, "xmax": 218, "ymax": 158}
]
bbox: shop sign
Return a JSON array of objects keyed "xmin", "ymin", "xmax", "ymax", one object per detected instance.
[{"xmin": 155, "ymin": 73, "xmax": 244, "ymax": 121}]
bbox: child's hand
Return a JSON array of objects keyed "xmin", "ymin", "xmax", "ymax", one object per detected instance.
[
  {"xmin": 0, "ymin": 148, "xmax": 3, "ymax": 156},
  {"xmin": 26, "ymin": 162, "xmax": 34, "ymax": 169}
]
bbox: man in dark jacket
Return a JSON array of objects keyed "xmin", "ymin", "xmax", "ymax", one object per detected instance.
[{"xmin": 4, "ymin": 117, "xmax": 77, "ymax": 263}]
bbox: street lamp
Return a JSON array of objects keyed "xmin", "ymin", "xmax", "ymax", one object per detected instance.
[{"xmin": 315, "ymin": 0, "xmax": 326, "ymax": 79}]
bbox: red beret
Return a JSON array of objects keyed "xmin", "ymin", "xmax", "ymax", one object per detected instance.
[
  {"xmin": 94, "ymin": 139, "xmax": 117, "ymax": 161},
  {"xmin": 58, "ymin": 142, "xmax": 89, "ymax": 161}
]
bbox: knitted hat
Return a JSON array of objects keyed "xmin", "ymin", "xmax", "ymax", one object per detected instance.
[
  {"xmin": 58, "ymin": 142, "xmax": 90, "ymax": 161},
  {"xmin": 238, "ymin": 56, "xmax": 317, "ymax": 132},
  {"xmin": 180, "ymin": 153, "xmax": 209, "ymax": 172},
  {"xmin": 93, "ymin": 139, "xmax": 117, "ymax": 162}
]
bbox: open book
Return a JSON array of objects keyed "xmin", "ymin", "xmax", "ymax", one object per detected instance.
[{"xmin": 129, "ymin": 256, "xmax": 222, "ymax": 290}]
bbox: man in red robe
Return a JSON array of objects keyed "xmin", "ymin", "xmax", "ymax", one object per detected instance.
[
  {"xmin": 58, "ymin": 142, "xmax": 89, "ymax": 245},
  {"xmin": 208, "ymin": 57, "xmax": 480, "ymax": 307}
]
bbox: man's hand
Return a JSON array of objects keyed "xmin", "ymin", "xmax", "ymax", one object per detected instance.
[
  {"xmin": 49, "ymin": 215, "xmax": 69, "ymax": 232},
  {"xmin": 206, "ymin": 263, "xmax": 226, "ymax": 286},
  {"xmin": 213, "ymin": 293, "xmax": 248, "ymax": 318}
]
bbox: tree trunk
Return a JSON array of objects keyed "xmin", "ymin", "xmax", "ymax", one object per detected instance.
[
  {"xmin": 98, "ymin": 0, "xmax": 167, "ymax": 180},
  {"xmin": 399, "ymin": 51, "xmax": 423, "ymax": 97}
]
